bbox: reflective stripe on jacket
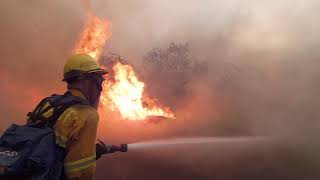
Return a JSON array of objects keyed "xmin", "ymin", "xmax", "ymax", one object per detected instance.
[{"xmin": 40, "ymin": 89, "xmax": 99, "ymax": 180}]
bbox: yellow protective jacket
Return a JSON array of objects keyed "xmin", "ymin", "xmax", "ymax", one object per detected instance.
[{"xmin": 35, "ymin": 89, "xmax": 99, "ymax": 180}]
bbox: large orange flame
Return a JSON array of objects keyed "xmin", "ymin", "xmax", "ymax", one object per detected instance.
[
  {"xmin": 74, "ymin": 13, "xmax": 111, "ymax": 59},
  {"xmin": 101, "ymin": 62, "xmax": 176, "ymax": 120},
  {"xmin": 74, "ymin": 14, "xmax": 175, "ymax": 121}
]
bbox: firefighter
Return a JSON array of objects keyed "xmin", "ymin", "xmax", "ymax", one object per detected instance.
[{"xmin": 55, "ymin": 54, "xmax": 106, "ymax": 179}]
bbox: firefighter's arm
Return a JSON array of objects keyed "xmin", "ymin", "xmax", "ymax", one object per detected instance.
[{"xmin": 64, "ymin": 109, "xmax": 99, "ymax": 180}]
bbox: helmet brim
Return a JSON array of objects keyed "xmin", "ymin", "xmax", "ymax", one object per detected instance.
[
  {"xmin": 88, "ymin": 68, "xmax": 108, "ymax": 75},
  {"xmin": 62, "ymin": 68, "xmax": 107, "ymax": 82}
]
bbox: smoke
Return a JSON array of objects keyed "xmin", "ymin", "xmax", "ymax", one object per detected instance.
[
  {"xmin": 0, "ymin": 0, "xmax": 88, "ymax": 131},
  {"xmin": 92, "ymin": 0, "xmax": 320, "ymax": 137},
  {"xmin": 92, "ymin": 0, "xmax": 320, "ymax": 172}
]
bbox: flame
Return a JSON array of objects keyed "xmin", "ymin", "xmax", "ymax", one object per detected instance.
[
  {"xmin": 101, "ymin": 62, "xmax": 176, "ymax": 120},
  {"xmin": 74, "ymin": 13, "xmax": 175, "ymax": 121},
  {"xmin": 74, "ymin": 13, "xmax": 111, "ymax": 59}
]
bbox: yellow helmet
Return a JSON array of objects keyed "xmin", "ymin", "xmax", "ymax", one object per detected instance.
[{"xmin": 63, "ymin": 54, "xmax": 107, "ymax": 81}]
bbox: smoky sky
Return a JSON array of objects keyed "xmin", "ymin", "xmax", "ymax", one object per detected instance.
[
  {"xmin": 91, "ymin": 0, "xmax": 320, "ymax": 141},
  {"xmin": 0, "ymin": 0, "xmax": 86, "ymax": 130}
]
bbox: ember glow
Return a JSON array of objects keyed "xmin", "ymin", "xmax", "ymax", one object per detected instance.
[
  {"xmin": 74, "ymin": 14, "xmax": 175, "ymax": 121},
  {"xmin": 101, "ymin": 62, "xmax": 176, "ymax": 120},
  {"xmin": 74, "ymin": 13, "xmax": 111, "ymax": 59}
]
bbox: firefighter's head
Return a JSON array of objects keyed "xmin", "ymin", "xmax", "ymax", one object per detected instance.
[{"xmin": 63, "ymin": 54, "xmax": 107, "ymax": 108}]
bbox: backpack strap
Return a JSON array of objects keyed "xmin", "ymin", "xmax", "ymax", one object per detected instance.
[
  {"xmin": 27, "ymin": 97, "xmax": 51, "ymax": 122},
  {"xmin": 47, "ymin": 92, "xmax": 89, "ymax": 127},
  {"xmin": 27, "ymin": 91, "xmax": 89, "ymax": 128}
]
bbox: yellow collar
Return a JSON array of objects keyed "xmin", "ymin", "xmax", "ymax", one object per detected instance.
[{"xmin": 68, "ymin": 89, "xmax": 88, "ymax": 101}]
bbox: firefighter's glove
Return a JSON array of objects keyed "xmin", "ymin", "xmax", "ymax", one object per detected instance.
[{"xmin": 96, "ymin": 139, "xmax": 108, "ymax": 160}]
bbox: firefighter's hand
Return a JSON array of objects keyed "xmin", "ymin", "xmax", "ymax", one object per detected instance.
[{"xmin": 96, "ymin": 139, "xmax": 108, "ymax": 160}]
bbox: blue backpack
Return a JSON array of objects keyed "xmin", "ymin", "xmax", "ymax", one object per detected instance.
[{"xmin": 0, "ymin": 92, "xmax": 88, "ymax": 180}]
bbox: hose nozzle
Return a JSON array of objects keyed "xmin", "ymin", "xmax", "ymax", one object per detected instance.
[
  {"xmin": 96, "ymin": 140, "xmax": 128, "ymax": 160},
  {"xmin": 119, "ymin": 144, "xmax": 128, "ymax": 152}
]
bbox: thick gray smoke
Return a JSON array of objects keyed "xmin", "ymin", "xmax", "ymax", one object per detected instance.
[
  {"xmin": 92, "ymin": 0, "xmax": 320, "ymax": 176},
  {"xmin": 94, "ymin": 0, "xmax": 320, "ymax": 140}
]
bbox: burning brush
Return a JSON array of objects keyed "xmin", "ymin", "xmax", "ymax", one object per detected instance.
[
  {"xmin": 99, "ymin": 54, "xmax": 176, "ymax": 121},
  {"xmin": 74, "ymin": 14, "xmax": 176, "ymax": 122}
]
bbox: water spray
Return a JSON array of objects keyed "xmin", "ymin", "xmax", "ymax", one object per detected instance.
[
  {"xmin": 96, "ymin": 137, "xmax": 269, "ymax": 159},
  {"xmin": 128, "ymin": 137, "xmax": 269, "ymax": 150}
]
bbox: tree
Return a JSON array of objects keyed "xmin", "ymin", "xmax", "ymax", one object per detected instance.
[{"xmin": 142, "ymin": 42, "xmax": 208, "ymax": 108}]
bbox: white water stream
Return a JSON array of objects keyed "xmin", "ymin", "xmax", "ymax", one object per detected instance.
[{"xmin": 129, "ymin": 137, "xmax": 269, "ymax": 150}]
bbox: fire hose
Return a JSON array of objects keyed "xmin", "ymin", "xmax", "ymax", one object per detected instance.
[{"xmin": 96, "ymin": 139, "xmax": 128, "ymax": 160}]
